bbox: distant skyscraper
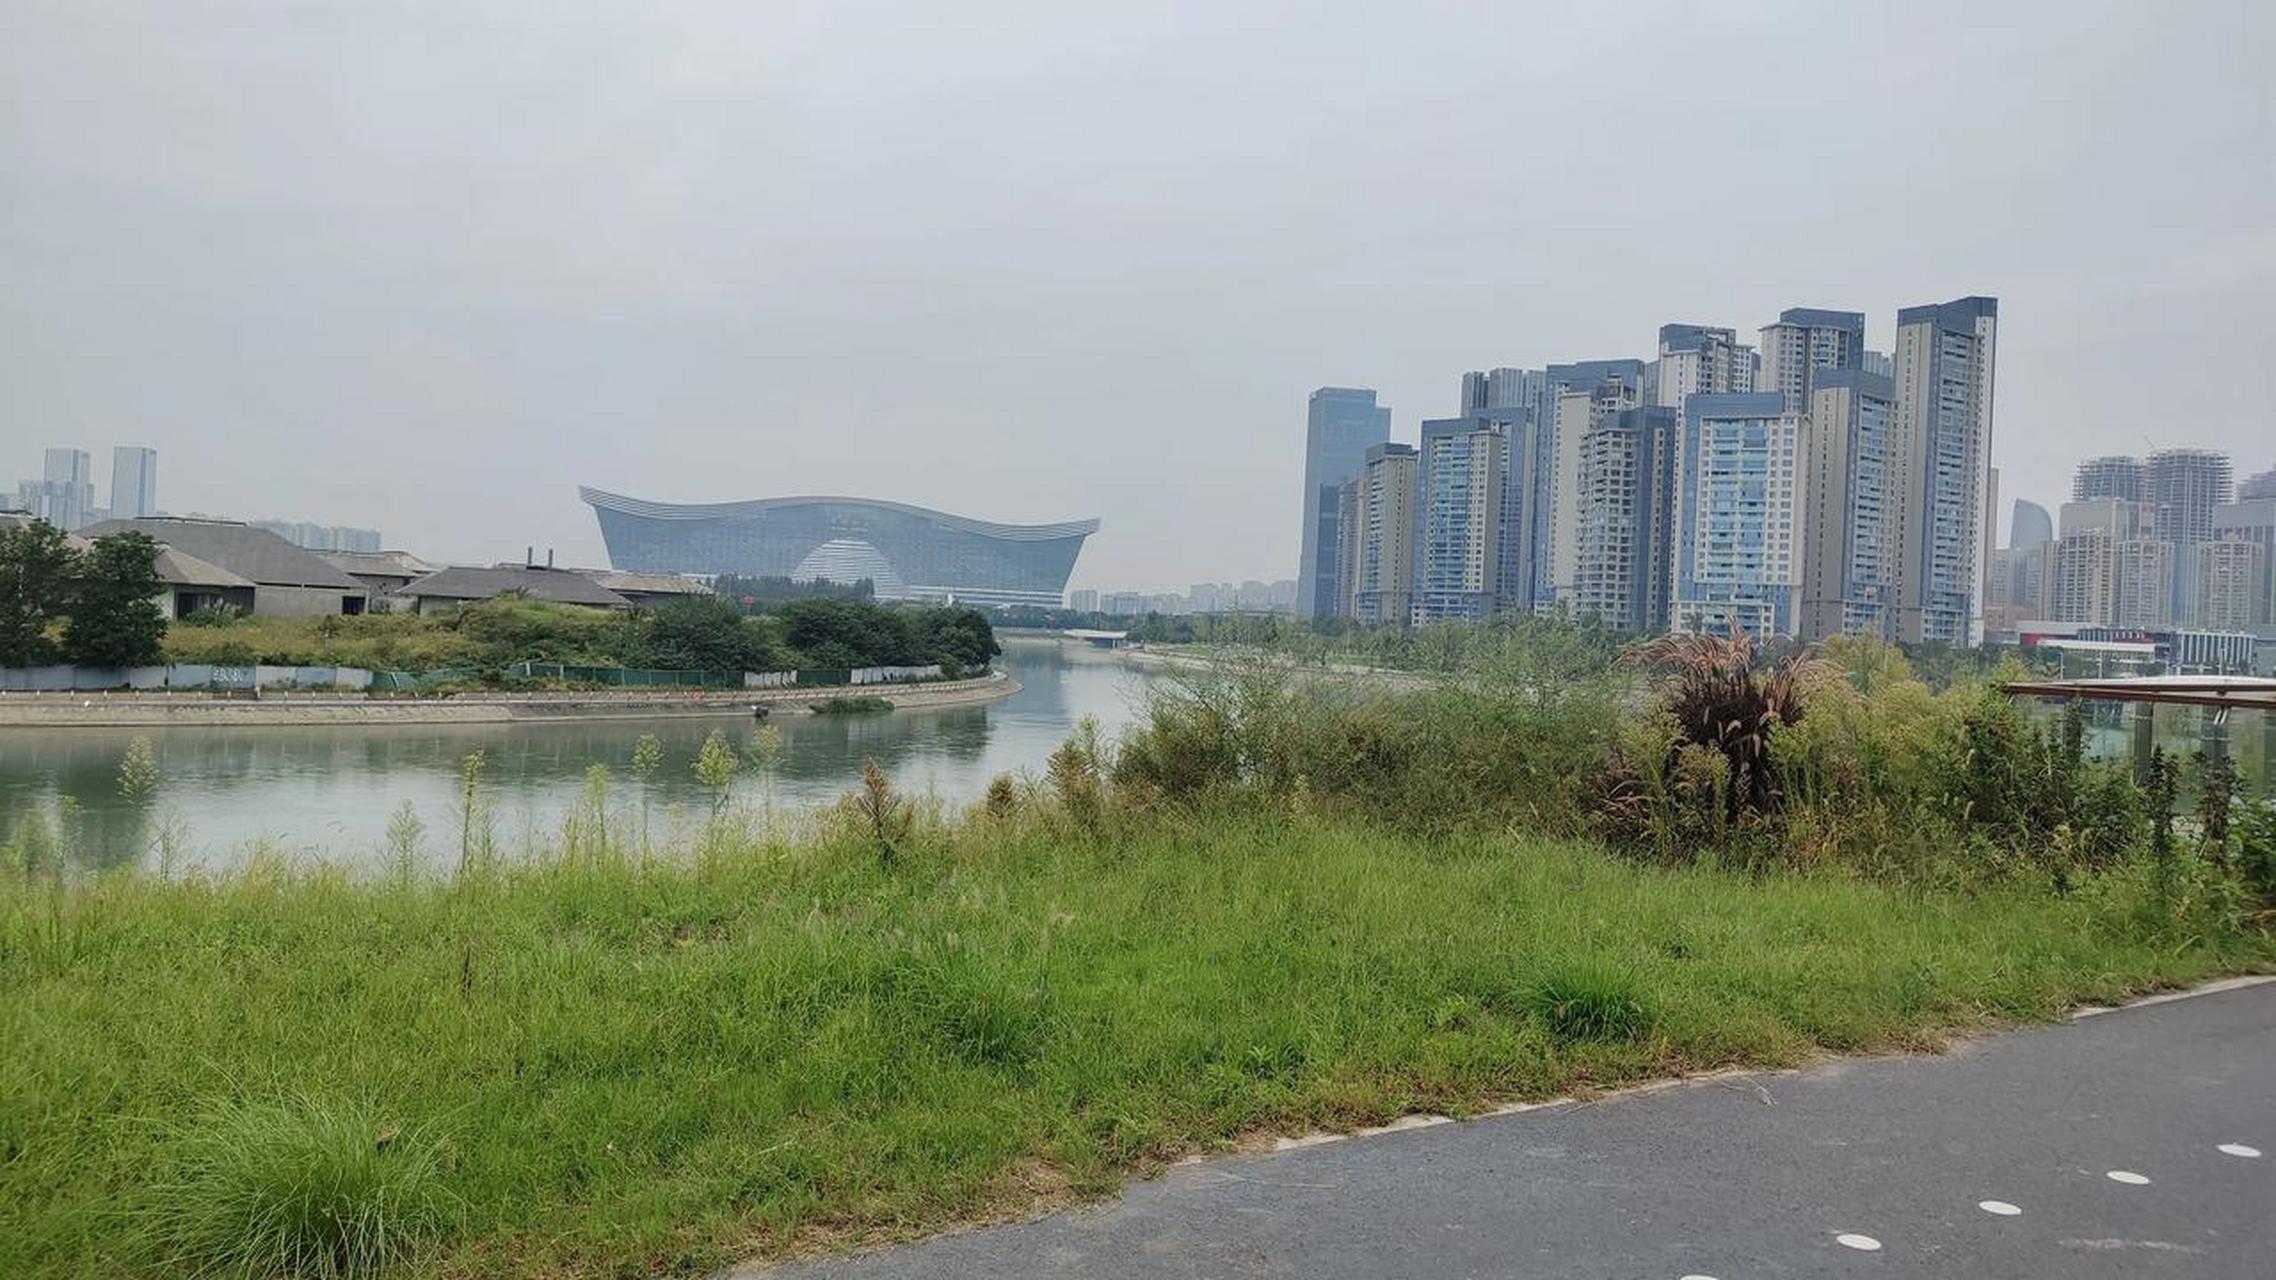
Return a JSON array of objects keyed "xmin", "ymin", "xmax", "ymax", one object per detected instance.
[
  {"xmin": 1068, "ymin": 588, "xmax": 1099, "ymax": 613},
  {"xmin": 2010, "ymin": 499, "xmax": 2053, "ymax": 550},
  {"xmin": 2051, "ymin": 498, "xmax": 2151, "ymax": 627},
  {"xmin": 1757, "ymin": 308, "xmax": 1865, "ymax": 404},
  {"xmin": 2073, "ymin": 456, "xmax": 2146, "ymax": 502},
  {"xmin": 2114, "ymin": 537, "xmax": 2177, "ymax": 628},
  {"xmin": 1862, "ymin": 350, "xmax": 1894, "ymax": 380},
  {"xmin": 2146, "ymin": 449, "xmax": 2233, "ymax": 546},
  {"xmin": 109, "ymin": 446, "xmax": 157, "ymax": 519},
  {"xmin": 1296, "ymin": 388, "xmax": 1391, "ymax": 619},
  {"xmin": 1536, "ymin": 360, "xmax": 1648, "ymax": 609},
  {"xmin": 24, "ymin": 448, "xmax": 96, "ymax": 530},
  {"xmin": 2213, "ymin": 496, "xmax": 2276, "ymax": 626},
  {"xmin": 1797, "ymin": 370, "xmax": 1897, "ymax": 640},
  {"xmin": 2241, "ymin": 467, "xmax": 2276, "ymax": 500},
  {"xmin": 1654, "ymin": 325, "xmax": 1756, "ymax": 409},
  {"xmin": 2142, "ymin": 448, "xmax": 2233, "ymax": 622},
  {"xmin": 1413, "ymin": 416, "xmax": 1510, "ymax": 622},
  {"xmin": 2193, "ymin": 540, "xmax": 2265, "ymax": 632},
  {"xmin": 1671, "ymin": 391, "xmax": 1809, "ymax": 637},
  {"xmin": 1888, "ymin": 296, "xmax": 1998, "ymax": 645},
  {"xmin": 1570, "ymin": 405, "xmax": 1677, "ymax": 632},
  {"xmin": 1350, "ymin": 443, "xmax": 1418, "ymax": 626},
  {"xmin": 1459, "ymin": 367, "xmax": 1546, "ymax": 415},
  {"xmin": 2050, "ymin": 530, "xmax": 2118, "ymax": 627}
]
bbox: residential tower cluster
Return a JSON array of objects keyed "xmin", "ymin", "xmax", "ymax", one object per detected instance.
[{"xmin": 1301, "ymin": 296, "xmax": 2029, "ymax": 644}]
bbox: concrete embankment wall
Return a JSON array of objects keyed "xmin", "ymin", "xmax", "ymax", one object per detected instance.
[{"xmin": 0, "ymin": 672, "xmax": 1019, "ymax": 729}]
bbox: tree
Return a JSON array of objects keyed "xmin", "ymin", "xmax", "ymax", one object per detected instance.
[
  {"xmin": 637, "ymin": 594, "xmax": 782, "ymax": 671},
  {"xmin": 0, "ymin": 519, "xmax": 81, "ymax": 666},
  {"xmin": 913, "ymin": 606, "xmax": 998, "ymax": 669},
  {"xmin": 66, "ymin": 531, "xmax": 166, "ymax": 668}
]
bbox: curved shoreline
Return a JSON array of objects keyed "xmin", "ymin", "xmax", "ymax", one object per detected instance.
[{"xmin": 0, "ymin": 671, "xmax": 1021, "ymax": 729}]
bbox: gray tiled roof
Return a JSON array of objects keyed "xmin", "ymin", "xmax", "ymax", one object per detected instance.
[
  {"xmin": 321, "ymin": 550, "xmax": 438, "ymax": 580},
  {"xmin": 581, "ymin": 568, "xmax": 712, "ymax": 597},
  {"xmin": 398, "ymin": 565, "xmax": 631, "ymax": 608},
  {"xmin": 4, "ymin": 513, "xmax": 258, "ymax": 590},
  {"xmin": 78, "ymin": 517, "xmax": 365, "ymax": 589}
]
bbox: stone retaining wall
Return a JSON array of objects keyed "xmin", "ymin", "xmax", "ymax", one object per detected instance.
[{"xmin": 0, "ymin": 672, "xmax": 1019, "ymax": 728}]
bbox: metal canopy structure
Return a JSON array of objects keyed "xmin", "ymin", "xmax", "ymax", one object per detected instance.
[{"xmin": 2002, "ymin": 676, "xmax": 2276, "ymax": 714}]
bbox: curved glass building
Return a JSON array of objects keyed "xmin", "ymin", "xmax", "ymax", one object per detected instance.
[{"xmin": 580, "ymin": 487, "xmax": 1099, "ymax": 607}]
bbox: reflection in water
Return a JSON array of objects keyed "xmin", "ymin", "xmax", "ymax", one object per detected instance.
[{"xmin": 0, "ymin": 637, "xmax": 1151, "ymax": 871}]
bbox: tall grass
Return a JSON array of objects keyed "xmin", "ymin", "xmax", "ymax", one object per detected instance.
[
  {"xmin": 128, "ymin": 1095, "xmax": 453, "ymax": 1279},
  {"xmin": 2, "ymin": 791, "xmax": 2268, "ymax": 1278}
]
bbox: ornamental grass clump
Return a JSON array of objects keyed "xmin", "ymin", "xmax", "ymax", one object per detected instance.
[{"xmin": 130, "ymin": 1095, "xmax": 454, "ymax": 1280}]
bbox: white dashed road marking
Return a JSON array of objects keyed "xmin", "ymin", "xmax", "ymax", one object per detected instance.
[
  {"xmin": 1834, "ymin": 1233, "xmax": 1882, "ymax": 1251},
  {"xmin": 1978, "ymin": 1200, "xmax": 2022, "ymax": 1216},
  {"xmin": 2106, "ymin": 1170, "xmax": 2151, "ymax": 1185},
  {"xmin": 2217, "ymin": 1143, "xmax": 2261, "ymax": 1158}
]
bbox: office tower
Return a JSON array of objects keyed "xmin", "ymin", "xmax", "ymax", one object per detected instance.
[
  {"xmin": 2010, "ymin": 499, "xmax": 2053, "ymax": 549},
  {"xmin": 2073, "ymin": 455, "xmax": 2146, "ymax": 502},
  {"xmin": 1536, "ymin": 360, "xmax": 1648, "ymax": 608},
  {"xmin": 1570, "ymin": 405, "xmax": 1676, "ymax": 632},
  {"xmin": 1670, "ymin": 391, "xmax": 1810, "ymax": 637},
  {"xmin": 1888, "ymin": 296, "xmax": 1998, "ymax": 645},
  {"xmin": 1349, "ymin": 443, "xmax": 1418, "ymax": 626},
  {"xmin": 1862, "ymin": 350, "xmax": 1894, "ymax": 380},
  {"xmin": 2241, "ymin": 467, "xmax": 2276, "ymax": 500},
  {"xmin": 1413, "ymin": 417, "xmax": 1509, "ymax": 622},
  {"xmin": 1296, "ymin": 388, "xmax": 1392, "ymax": 619},
  {"xmin": 110, "ymin": 446, "xmax": 157, "ymax": 519},
  {"xmin": 1654, "ymin": 325, "xmax": 1757, "ymax": 411},
  {"xmin": 23, "ymin": 448, "xmax": 96, "ymax": 530},
  {"xmin": 2193, "ymin": 540, "xmax": 2265, "ymax": 631},
  {"xmin": 1797, "ymin": 370, "xmax": 1896, "ymax": 640},
  {"xmin": 2213, "ymin": 495, "xmax": 2276, "ymax": 625},
  {"xmin": 1068, "ymin": 589, "xmax": 1099, "ymax": 613},
  {"xmin": 1757, "ymin": 308, "xmax": 1865, "ymax": 404}
]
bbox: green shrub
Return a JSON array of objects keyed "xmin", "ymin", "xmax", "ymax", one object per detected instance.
[
  {"xmin": 811, "ymin": 695, "xmax": 893, "ymax": 715},
  {"xmin": 131, "ymin": 1095, "xmax": 453, "ymax": 1279}
]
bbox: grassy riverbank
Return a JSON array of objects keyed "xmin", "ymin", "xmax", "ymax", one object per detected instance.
[{"xmin": 5, "ymin": 805, "xmax": 2270, "ymax": 1279}]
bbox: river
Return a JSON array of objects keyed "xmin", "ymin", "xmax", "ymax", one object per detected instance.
[{"xmin": 0, "ymin": 636, "xmax": 1157, "ymax": 871}]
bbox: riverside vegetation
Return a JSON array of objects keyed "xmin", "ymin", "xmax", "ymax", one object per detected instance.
[
  {"xmin": 161, "ymin": 596, "xmax": 1000, "ymax": 682},
  {"xmin": 4, "ymin": 624, "xmax": 2275, "ymax": 1278}
]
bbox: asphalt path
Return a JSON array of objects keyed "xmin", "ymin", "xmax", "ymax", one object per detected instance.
[{"xmin": 752, "ymin": 978, "xmax": 2275, "ymax": 1279}]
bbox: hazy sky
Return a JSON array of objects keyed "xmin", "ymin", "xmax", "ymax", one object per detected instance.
[{"xmin": 5, "ymin": 1, "xmax": 2272, "ymax": 591}]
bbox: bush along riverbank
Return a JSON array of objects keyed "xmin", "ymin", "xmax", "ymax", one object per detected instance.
[
  {"xmin": 3, "ymin": 627, "xmax": 2273, "ymax": 1279},
  {"xmin": 156, "ymin": 596, "xmax": 1001, "ymax": 687}
]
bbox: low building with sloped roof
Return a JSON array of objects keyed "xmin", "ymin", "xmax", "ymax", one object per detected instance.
[
  {"xmin": 392, "ymin": 564, "xmax": 632, "ymax": 615},
  {"xmin": 321, "ymin": 549, "xmax": 440, "ymax": 597},
  {"xmin": 78, "ymin": 516, "xmax": 371, "ymax": 616},
  {"xmin": 4, "ymin": 512, "xmax": 259, "ymax": 619}
]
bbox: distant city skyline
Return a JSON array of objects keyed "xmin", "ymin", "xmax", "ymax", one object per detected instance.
[{"xmin": 5, "ymin": 4, "xmax": 2269, "ymax": 588}]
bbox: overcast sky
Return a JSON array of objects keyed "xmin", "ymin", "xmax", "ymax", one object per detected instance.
[{"xmin": 5, "ymin": 1, "xmax": 2272, "ymax": 592}]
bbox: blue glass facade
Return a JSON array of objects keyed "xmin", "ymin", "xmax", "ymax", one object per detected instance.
[
  {"xmin": 581, "ymin": 488, "xmax": 1098, "ymax": 608},
  {"xmin": 1298, "ymin": 388, "xmax": 1392, "ymax": 618}
]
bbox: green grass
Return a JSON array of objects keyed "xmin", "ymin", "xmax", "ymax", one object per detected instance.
[{"xmin": 2, "ymin": 810, "xmax": 2269, "ymax": 1278}]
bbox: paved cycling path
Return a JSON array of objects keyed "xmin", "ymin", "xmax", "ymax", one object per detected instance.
[{"xmin": 752, "ymin": 978, "xmax": 2275, "ymax": 1279}]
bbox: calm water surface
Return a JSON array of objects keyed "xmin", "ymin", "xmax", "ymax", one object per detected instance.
[{"xmin": 0, "ymin": 636, "xmax": 1156, "ymax": 870}]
